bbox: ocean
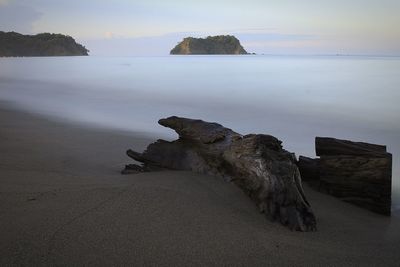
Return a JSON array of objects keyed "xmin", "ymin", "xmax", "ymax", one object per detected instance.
[{"xmin": 0, "ymin": 55, "xmax": 399, "ymax": 209}]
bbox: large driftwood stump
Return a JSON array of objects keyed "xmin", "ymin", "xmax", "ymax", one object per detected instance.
[
  {"xmin": 123, "ymin": 116, "xmax": 317, "ymax": 231},
  {"xmin": 298, "ymin": 137, "xmax": 392, "ymax": 216}
]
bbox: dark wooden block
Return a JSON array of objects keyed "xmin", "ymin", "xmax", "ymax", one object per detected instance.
[{"xmin": 315, "ymin": 137, "xmax": 392, "ymax": 216}]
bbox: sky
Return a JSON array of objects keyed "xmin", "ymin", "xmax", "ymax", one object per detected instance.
[{"xmin": 1, "ymin": 0, "xmax": 399, "ymax": 56}]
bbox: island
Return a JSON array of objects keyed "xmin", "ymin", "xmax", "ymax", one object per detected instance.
[
  {"xmin": 170, "ymin": 35, "xmax": 248, "ymax": 55},
  {"xmin": 0, "ymin": 31, "xmax": 89, "ymax": 57}
]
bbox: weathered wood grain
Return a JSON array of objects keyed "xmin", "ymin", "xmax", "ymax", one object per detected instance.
[{"xmin": 123, "ymin": 116, "xmax": 317, "ymax": 231}]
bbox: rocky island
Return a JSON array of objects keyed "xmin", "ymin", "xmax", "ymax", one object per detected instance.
[
  {"xmin": 170, "ymin": 35, "xmax": 248, "ymax": 55},
  {"xmin": 0, "ymin": 31, "xmax": 89, "ymax": 57}
]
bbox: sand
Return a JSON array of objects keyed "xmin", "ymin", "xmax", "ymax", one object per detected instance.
[{"xmin": 1, "ymin": 105, "xmax": 399, "ymax": 266}]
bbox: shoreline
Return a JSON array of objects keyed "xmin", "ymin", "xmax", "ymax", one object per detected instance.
[{"xmin": 1, "ymin": 104, "xmax": 400, "ymax": 266}]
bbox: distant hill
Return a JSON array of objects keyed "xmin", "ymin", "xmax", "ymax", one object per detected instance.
[
  {"xmin": 170, "ymin": 35, "xmax": 248, "ymax": 55},
  {"xmin": 0, "ymin": 31, "xmax": 89, "ymax": 57}
]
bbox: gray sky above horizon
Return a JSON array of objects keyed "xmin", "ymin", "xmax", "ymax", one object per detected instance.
[{"xmin": 1, "ymin": 0, "xmax": 399, "ymax": 56}]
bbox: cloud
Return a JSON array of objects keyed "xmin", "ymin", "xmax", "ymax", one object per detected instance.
[
  {"xmin": 104, "ymin": 31, "xmax": 115, "ymax": 39},
  {"xmin": 235, "ymin": 32, "xmax": 316, "ymax": 42},
  {"xmin": 83, "ymin": 32, "xmax": 188, "ymax": 56},
  {"xmin": 0, "ymin": 2, "xmax": 42, "ymax": 33}
]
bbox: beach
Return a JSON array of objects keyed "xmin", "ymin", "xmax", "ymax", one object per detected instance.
[{"xmin": 0, "ymin": 104, "xmax": 399, "ymax": 266}]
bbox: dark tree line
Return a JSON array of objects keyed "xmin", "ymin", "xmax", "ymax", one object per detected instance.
[{"xmin": 0, "ymin": 31, "xmax": 89, "ymax": 57}]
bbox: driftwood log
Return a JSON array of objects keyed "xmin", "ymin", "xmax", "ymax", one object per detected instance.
[
  {"xmin": 123, "ymin": 116, "xmax": 317, "ymax": 231},
  {"xmin": 298, "ymin": 137, "xmax": 392, "ymax": 215}
]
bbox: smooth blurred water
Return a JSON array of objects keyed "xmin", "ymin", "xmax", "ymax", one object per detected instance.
[{"xmin": 0, "ymin": 55, "xmax": 399, "ymax": 209}]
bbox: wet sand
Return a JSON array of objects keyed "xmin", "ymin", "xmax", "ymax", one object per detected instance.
[{"xmin": 1, "ymin": 105, "xmax": 399, "ymax": 266}]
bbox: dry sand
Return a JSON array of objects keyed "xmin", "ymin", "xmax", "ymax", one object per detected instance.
[{"xmin": 1, "ymin": 105, "xmax": 399, "ymax": 266}]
